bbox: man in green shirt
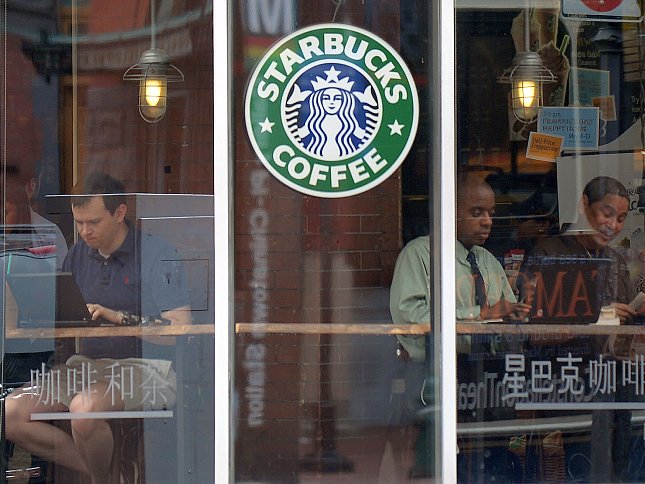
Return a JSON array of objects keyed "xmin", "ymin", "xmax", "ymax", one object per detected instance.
[
  {"xmin": 387, "ymin": 172, "xmax": 530, "ymax": 479},
  {"xmin": 390, "ymin": 172, "xmax": 530, "ymax": 360}
]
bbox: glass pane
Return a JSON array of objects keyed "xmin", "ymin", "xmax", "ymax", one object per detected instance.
[
  {"xmin": 456, "ymin": 1, "xmax": 645, "ymax": 482},
  {"xmin": 233, "ymin": 1, "xmax": 442, "ymax": 481},
  {"xmin": 1, "ymin": 1, "xmax": 214, "ymax": 482}
]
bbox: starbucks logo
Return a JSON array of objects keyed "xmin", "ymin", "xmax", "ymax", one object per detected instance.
[{"xmin": 245, "ymin": 24, "xmax": 419, "ymax": 198}]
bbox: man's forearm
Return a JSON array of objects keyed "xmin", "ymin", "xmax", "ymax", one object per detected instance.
[{"xmin": 142, "ymin": 305, "xmax": 192, "ymax": 345}]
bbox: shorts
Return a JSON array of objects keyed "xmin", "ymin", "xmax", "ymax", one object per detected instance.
[{"xmin": 49, "ymin": 355, "xmax": 177, "ymax": 411}]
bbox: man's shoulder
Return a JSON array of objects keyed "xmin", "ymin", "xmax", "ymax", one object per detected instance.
[
  {"xmin": 61, "ymin": 239, "xmax": 89, "ymax": 272},
  {"xmin": 403, "ymin": 235, "xmax": 430, "ymax": 253},
  {"xmin": 397, "ymin": 235, "xmax": 431, "ymax": 264},
  {"xmin": 138, "ymin": 231, "xmax": 181, "ymax": 260},
  {"xmin": 64, "ymin": 239, "xmax": 90, "ymax": 261},
  {"xmin": 603, "ymin": 244, "xmax": 627, "ymax": 264},
  {"xmin": 531, "ymin": 234, "xmax": 572, "ymax": 256},
  {"xmin": 392, "ymin": 236, "xmax": 430, "ymax": 274}
]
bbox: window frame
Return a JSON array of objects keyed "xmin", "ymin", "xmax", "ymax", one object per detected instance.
[
  {"xmin": 436, "ymin": 0, "xmax": 458, "ymax": 480},
  {"xmin": 216, "ymin": 0, "xmax": 459, "ymax": 480},
  {"xmin": 214, "ymin": 4, "xmax": 232, "ymax": 483}
]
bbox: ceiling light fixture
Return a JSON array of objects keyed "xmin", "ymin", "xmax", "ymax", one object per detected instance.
[
  {"xmin": 123, "ymin": 1, "xmax": 184, "ymax": 123},
  {"xmin": 498, "ymin": 7, "xmax": 555, "ymax": 124}
]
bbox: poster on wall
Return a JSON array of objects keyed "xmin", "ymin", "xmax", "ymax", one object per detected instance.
[
  {"xmin": 556, "ymin": 152, "xmax": 644, "ymax": 279},
  {"xmin": 568, "ymin": 67, "xmax": 610, "ymax": 106},
  {"xmin": 537, "ymin": 106, "xmax": 600, "ymax": 149},
  {"xmin": 244, "ymin": 23, "xmax": 419, "ymax": 198}
]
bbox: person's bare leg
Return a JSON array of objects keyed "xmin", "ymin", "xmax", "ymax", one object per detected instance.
[
  {"xmin": 5, "ymin": 388, "xmax": 89, "ymax": 474},
  {"xmin": 69, "ymin": 383, "xmax": 124, "ymax": 484}
]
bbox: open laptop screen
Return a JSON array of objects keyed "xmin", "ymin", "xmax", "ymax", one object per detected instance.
[{"xmin": 6, "ymin": 272, "xmax": 102, "ymax": 328}]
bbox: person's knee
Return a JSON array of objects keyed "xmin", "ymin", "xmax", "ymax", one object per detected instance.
[
  {"xmin": 69, "ymin": 393, "xmax": 111, "ymax": 440},
  {"xmin": 69, "ymin": 390, "xmax": 109, "ymax": 413},
  {"xmin": 5, "ymin": 393, "xmax": 32, "ymax": 440},
  {"xmin": 71, "ymin": 417, "xmax": 106, "ymax": 442},
  {"xmin": 69, "ymin": 400, "xmax": 104, "ymax": 440}
]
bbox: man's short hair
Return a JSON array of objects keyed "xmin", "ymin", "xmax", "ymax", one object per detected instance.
[
  {"xmin": 583, "ymin": 176, "xmax": 629, "ymax": 205},
  {"xmin": 71, "ymin": 173, "xmax": 125, "ymax": 214},
  {"xmin": 456, "ymin": 171, "xmax": 493, "ymax": 204}
]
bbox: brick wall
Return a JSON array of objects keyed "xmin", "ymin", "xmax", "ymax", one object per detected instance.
[{"xmin": 233, "ymin": 1, "xmax": 405, "ymax": 479}]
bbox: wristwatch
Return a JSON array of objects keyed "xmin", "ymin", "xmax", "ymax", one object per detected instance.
[
  {"xmin": 119, "ymin": 311, "xmax": 140, "ymax": 326},
  {"xmin": 119, "ymin": 311, "xmax": 170, "ymax": 326}
]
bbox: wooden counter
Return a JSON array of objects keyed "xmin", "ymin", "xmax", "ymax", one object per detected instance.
[
  {"xmin": 235, "ymin": 321, "xmax": 645, "ymax": 336},
  {"xmin": 6, "ymin": 324, "xmax": 214, "ymax": 339},
  {"xmin": 235, "ymin": 323, "xmax": 432, "ymax": 335}
]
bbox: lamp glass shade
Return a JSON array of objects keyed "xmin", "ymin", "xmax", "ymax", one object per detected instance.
[
  {"xmin": 138, "ymin": 75, "xmax": 167, "ymax": 123},
  {"xmin": 511, "ymin": 78, "xmax": 541, "ymax": 123}
]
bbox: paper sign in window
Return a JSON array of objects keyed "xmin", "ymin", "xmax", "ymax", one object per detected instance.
[
  {"xmin": 526, "ymin": 132, "xmax": 564, "ymax": 162},
  {"xmin": 592, "ymin": 95, "xmax": 617, "ymax": 121}
]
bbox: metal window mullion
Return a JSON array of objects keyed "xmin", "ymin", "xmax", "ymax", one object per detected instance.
[
  {"xmin": 435, "ymin": 0, "xmax": 457, "ymax": 481},
  {"xmin": 214, "ymin": 2, "xmax": 232, "ymax": 483}
]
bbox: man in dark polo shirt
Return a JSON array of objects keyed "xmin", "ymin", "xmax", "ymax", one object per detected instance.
[{"xmin": 4, "ymin": 173, "xmax": 191, "ymax": 484}]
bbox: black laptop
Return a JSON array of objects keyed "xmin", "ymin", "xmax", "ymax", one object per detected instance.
[
  {"xmin": 519, "ymin": 257, "xmax": 611, "ymax": 324},
  {"xmin": 5, "ymin": 272, "xmax": 105, "ymax": 328}
]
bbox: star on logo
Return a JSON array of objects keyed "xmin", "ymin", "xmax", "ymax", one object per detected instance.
[
  {"xmin": 324, "ymin": 66, "xmax": 341, "ymax": 83},
  {"xmin": 388, "ymin": 120, "xmax": 405, "ymax": 136},
  {"xmin": 259, "ymin": 117, "xmax": 275, "ymax": 133}
]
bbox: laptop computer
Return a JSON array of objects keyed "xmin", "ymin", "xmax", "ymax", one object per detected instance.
[
  {"xmin": 519, "ymin": 257, "xmax": 611, "ymax": 324},
  {"xmin": 5, "ymin": 272, "xmax": 105, "ymax": 328}
]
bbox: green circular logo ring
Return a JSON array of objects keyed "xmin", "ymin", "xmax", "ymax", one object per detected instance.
[{"xmin": 245, "ymin": 23, "xmax": 419, "ymax": 198}]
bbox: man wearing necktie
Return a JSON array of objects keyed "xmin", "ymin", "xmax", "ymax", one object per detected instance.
[
  {"xmin": 388, "ymin": 172, "xmax": 530, "ymax": 479},
  {"xmin": 452, "ymin": 173, "xmax": 532, "ymax": 479},
  {"xmin": 390, "ymin": 172, "xmax": 531, "ymax": 361},
  {"xmin": 455, "ymin": 173, "xmax": 531, "ymax": 321}
]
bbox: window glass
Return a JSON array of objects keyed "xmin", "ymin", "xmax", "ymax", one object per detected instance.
[
  {"xmin": 1, "ymin": 1, "xmax": 214, "ymax": 482},
  {"xmin": 233, "ymin": 1, "xmax": 443, "ymax": 481},
  {"xmin": 456, "ymin": 1, "xmax": 645, "ymax": 482}
]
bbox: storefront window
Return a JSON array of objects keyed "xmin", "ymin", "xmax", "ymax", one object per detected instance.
[
  {"xmin": 2, "ymin": 1, "xmax": 214, "ymax": 482},
  {"xmin": 233, "ymin": 0, "xmax": 448, "ymax": 481},
  {"xmin": 456, "ymin": 0, "xmax": 645, "ymax": 482}
]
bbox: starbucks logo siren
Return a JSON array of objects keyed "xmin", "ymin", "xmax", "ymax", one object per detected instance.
[{"xmin": 245, "ymin": 24, "xmax": 419, "ymax": 198}]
